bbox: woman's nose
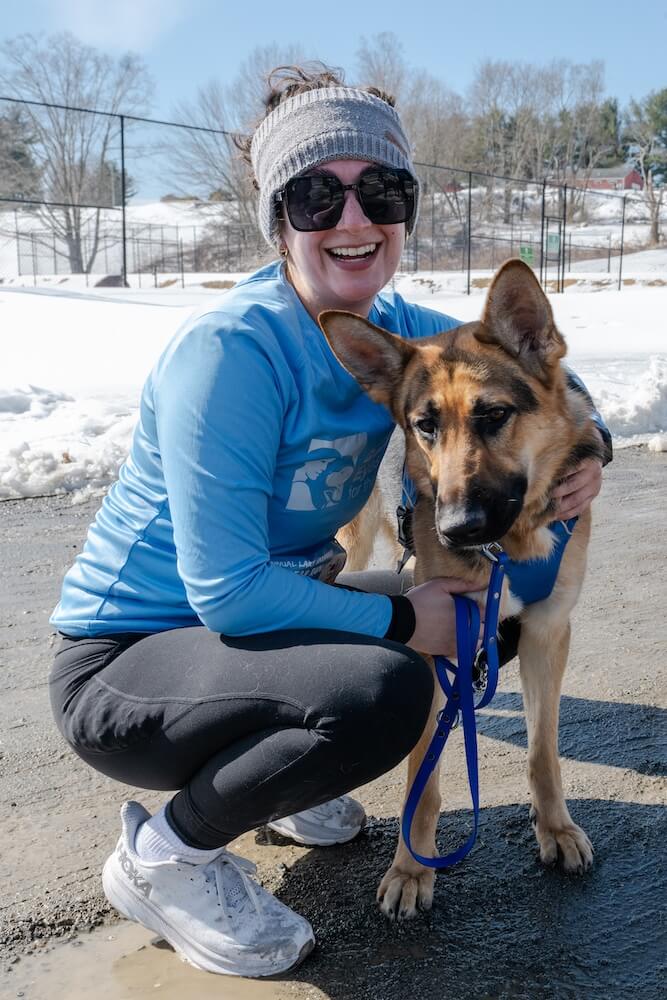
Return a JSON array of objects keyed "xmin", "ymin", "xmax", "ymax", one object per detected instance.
[{"xmin": 336, "ymin": 189, "xmax": 372, "ymax": 229}]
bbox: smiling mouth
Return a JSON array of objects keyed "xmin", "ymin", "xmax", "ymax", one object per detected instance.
[{"xmin": 326, "ymin": 243, "xmax": 378, "ymax": 260}]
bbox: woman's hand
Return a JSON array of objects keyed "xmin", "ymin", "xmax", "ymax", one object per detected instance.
[
  {"xmin": 406, "ymin": 576, "xmax": 485, "ymax": 657},
  {"xmin": 551, "ymin": 457, "xmax": 603, "ymax": 520}
]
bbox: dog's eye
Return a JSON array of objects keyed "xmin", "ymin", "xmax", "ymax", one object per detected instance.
[
  {"xmin": 487, "ymin": 407, "xmax": 509, "ymax": 422},
  {"xmin": 472, "ymin": 405, "xmax": 514, "ymax": 434},
  {"xmin": 415, "ymin": 416, "xmax": 438, "ymax": 439}
]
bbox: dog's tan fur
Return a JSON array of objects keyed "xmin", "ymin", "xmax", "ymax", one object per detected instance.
[{"xmin": 319, "ymin": 260, "xmax": 605, "ymax": 921}]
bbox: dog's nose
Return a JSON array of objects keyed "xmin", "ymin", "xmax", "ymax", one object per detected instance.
[{"xmin": 437, "ymin": 506, "xmax": 487, "ymax": 545}]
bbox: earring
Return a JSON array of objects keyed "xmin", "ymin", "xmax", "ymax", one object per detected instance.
[{"xmin": 279, "ymin": 244, "xmax": 288, "ymax": 258}]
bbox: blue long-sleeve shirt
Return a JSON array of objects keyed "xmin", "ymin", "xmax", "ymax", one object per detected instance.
[
  {"xmin": 51, "ymin": 261, "xmax": 610, "ymax": 639},
  {"xmin": 51, "ymin": 262, "xmax": 458, "ymax": 638}
]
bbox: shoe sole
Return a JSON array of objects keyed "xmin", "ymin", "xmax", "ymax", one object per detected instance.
[{"xmin": 102, "ymin": 857, "xmax": 315, "ymax": 978}]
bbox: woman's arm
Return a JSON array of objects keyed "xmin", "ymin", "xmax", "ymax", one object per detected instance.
[{"xmin": 155, "ymin": 317, "xmax": 395, "ymax": 639}]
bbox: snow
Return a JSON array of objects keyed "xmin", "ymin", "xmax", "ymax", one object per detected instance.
[
  {"xmin": 648, "ymin": 434, "xmax": 667, "ymax": 452},
  {"xmin": 1, "ymin": 263, "xmax": 666, "ymax": 500}
]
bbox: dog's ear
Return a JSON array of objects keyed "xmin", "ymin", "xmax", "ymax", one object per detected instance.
[
  {"xmin": 476, "ymin": 259, "xmax": 566, "ymax": 383},
  {"xmin": 318, "ymin": 310, "xmax": 415, "ymax": 408}
]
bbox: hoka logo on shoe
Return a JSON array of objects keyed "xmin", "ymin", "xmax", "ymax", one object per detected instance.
[{"xmin": 118, "ymin": 845, "xmax": 153, "ymax": 898}]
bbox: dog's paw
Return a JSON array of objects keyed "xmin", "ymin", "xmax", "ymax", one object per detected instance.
[
  {"xmin": 376, "ymin": 864, "xmax": 435, "ymax": 920},
  {"xmin": 530, "ymin": 807, "xmax": 594, "ymax": 874}
]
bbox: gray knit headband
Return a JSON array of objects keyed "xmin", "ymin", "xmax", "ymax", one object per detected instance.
[{"xmin": 250, "ymin": 86, "xmax": 420, "ymax": 249}]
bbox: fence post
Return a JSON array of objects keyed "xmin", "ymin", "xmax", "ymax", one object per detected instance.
[
  {"xmin": 120, "ymin": 114, "xmax": 128, "ymax": 287},
  {"xmin": 607, "ymin": 233, "xmax": 611, "ymax": 274},
  {"xmin": 561, "ymin": 184, "xmax": 567, "ymax": 292},
  {"xmin": 539, "ymin": 179, "xmax": 546, "ymax": 287},
  {"xmin": 466, "ymin": 172, "xmax": 472, "ymax": 295},
  {"xmin": 14, "ymin": 208, "xmax": 21, "ymax": 276},
  {"xmin": 431, "ymin": 191, "xmax": 434, "ymax": 272},
  {"xmin": 179, "ymin": 238, "xmax": 185, "ymax": 288},
  {"xmin": 618, "ymin": 194, "xmax": 627, "ymax": 292}
]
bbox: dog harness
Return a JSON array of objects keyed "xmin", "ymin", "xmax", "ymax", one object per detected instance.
[
  {"xmin": 397, "ymin": 473, "xmax": 577, "ymax": 608},
  {"xmin": 503, "ymin": 517, "xmax": 578, "ymax": 605},
  {"xmin": 398, "ymin": 474, "xmax": 578, "ymax": 868}
]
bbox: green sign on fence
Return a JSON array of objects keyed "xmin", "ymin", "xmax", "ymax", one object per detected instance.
[
  {"xmin": 547, "ymin": 232, "xmax": 561, "ymax": 253},
  {"xmin": 519, "ymin": 245, "xmax": 534, "ymax": 264}
]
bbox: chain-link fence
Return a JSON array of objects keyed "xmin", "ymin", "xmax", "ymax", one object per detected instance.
[
  {"xmin": 403, "ymin": 166, "xmax": 639, "ymax": 291},
  {"xmin": 0, "ymin": 95, "xmax": 651, "ymax": 292}
]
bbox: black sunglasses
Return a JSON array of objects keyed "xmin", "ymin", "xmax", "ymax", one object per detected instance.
[{"xmin": 275, "ymin": 166, "xmax": 416, "ymax": 232}]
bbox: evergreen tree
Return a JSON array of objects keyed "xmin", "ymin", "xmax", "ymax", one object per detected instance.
[{"xmin": 0, "ymin": 106, "xmax": 42, "ymax": 202}]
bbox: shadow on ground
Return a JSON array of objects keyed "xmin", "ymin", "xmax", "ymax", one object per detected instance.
[
  {"xmin": 476, "ymin": 691, "xmax": 665, "ymax": 777},
  {"xmin": 262, "ymin": 798, "xmax": 665, "ymax": 1000}
]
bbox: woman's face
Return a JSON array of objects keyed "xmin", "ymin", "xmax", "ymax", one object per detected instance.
[{"xmin": 280, "ymin": 159, "xmax": 406, "ymax": 320}]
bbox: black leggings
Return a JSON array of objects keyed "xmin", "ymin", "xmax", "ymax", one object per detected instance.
[
  {"xmin": 49, "ymin": 570, "xmax": 521, "ymax": 850},
  {"xmin": 49, "ymin": 571, "xmax": 436, "ymax": 849}
]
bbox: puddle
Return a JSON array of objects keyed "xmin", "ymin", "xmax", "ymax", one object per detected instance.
[{"xmin": 1, "ymin": 920, "xmax": 319, "ymax": 1000}]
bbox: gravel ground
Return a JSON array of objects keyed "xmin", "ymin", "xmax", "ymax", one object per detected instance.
[{"xmin": 0, "ymin": 445, "xmax": 665, "ymax": 999}]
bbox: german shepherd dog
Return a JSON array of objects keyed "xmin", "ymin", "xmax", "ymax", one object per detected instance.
[{"xmin": 318, "ymin": 259, "xmax": 606, "ymax": 921}]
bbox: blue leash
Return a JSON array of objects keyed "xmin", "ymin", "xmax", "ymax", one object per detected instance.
[{"xmin": 401, "ymin": 547, "xmax": 508, "ymax": 869}]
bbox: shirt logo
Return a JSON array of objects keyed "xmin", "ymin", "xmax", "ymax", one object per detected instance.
[{"xmin": 286, "ymin": 433, "xmax": 368, "ymax": 511}]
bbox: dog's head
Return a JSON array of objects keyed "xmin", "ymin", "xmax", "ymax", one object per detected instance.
[{"xmin": 319, "ymin": 259, "xmax": 572, "ymax": 550}]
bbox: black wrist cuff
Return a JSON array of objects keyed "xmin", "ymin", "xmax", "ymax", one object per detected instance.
[{"xmin": 384, "ymin": 594, "xmax": 416, "ymax": 644}]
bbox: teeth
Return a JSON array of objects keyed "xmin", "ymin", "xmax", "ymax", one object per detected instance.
[{"xmin": 329, "ymin": 244, "xmax": 377, "ymax": 257}]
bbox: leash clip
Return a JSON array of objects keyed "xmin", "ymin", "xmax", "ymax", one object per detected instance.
[
  {"xmin": 396, "ymin": 504, "xmax": 414, "ymax": 551},
  {"xmin": 480, "ymin": 541, "xmax": 505, "ymax": 564},
  {"xmin": 437, "ymin": 706, "xmax": 460, "ymax": 731},
  {"xmin": 395, "ymin": 504, "xmax": 415, "ymax": 575},
  {"xmin": 472, "ymin": 648, "xmax": 488, "ymax": 691}
]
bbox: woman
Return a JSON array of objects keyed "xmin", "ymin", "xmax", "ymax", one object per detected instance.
[{"xmin": 49, "ymin": 66, "xmax": 608, "ymax": 978}]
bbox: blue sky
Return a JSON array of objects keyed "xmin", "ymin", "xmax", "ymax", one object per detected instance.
[{"xmin": 1, "ymin": 0, "xmax": 665, "ymax": 122}]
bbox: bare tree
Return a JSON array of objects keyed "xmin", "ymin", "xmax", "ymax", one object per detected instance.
[
  {"xmin": 163, "ymin": 44, "xmax": 308, "ymax": 266},
  {"xmin": 402, "ymin": 72, "xmax": 467, "ymax": 166},
  {"xmin": 467, "ymin": 59, "xmax": 612, "ymax": 221},
  {"xmin": 625, "ymin": 89, "xmax": 667, "ymax": 245},
  {"xmin": 542, "ymin": 60, "xmax": 612, "ymax": 217},
  {"xmin": 166, "ymin": 44, "xmax": 307, "ymax": 209},
  {"xmin": 0, "ymin": 32, "xmax": 152, "ymax": 273},
  {"xmin": 355, "ymin": 32, "xmax": 407, "ymax": 102},
  {"xmin": 167, "ymin": 79, "xmax": 254, "ymax": 218},
  {"xmin": 467, "ymin": 61, "xmax": 544, "ymax": 223}
]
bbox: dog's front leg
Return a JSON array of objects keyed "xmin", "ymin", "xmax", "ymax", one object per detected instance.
[
  {"xmin": 377, "ymin": 670, "xmax": 442, "ymax": 920},
  {"xmin": 518, "ymin": 616, "xmax": 593, "ymax": 873}
]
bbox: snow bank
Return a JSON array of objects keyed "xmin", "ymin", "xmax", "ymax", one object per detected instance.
[
  {"xmin": 1, "ymin": 280, "xmax": 665, "ymax": 500},
  {"xmin": 593, "ymin": 357, "xmax": 667, "ymax": 436},
  {"xmin": 648, "ymin": 434, "xmax": 667, "ymax": 452}
]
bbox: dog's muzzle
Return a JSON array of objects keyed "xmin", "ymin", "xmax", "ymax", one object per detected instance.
[{"xmin": 436, "ymin": 477, "xmax": 526, "ymax": 548}]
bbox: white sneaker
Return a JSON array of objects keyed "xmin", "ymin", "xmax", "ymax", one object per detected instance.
[
  {"xmin": 102, "ymin": 801, "xmax": 315, "ymax": 977},
  {"xmin": 267, "ymin": 795, "xmax": 366, "ymax": 846}
]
